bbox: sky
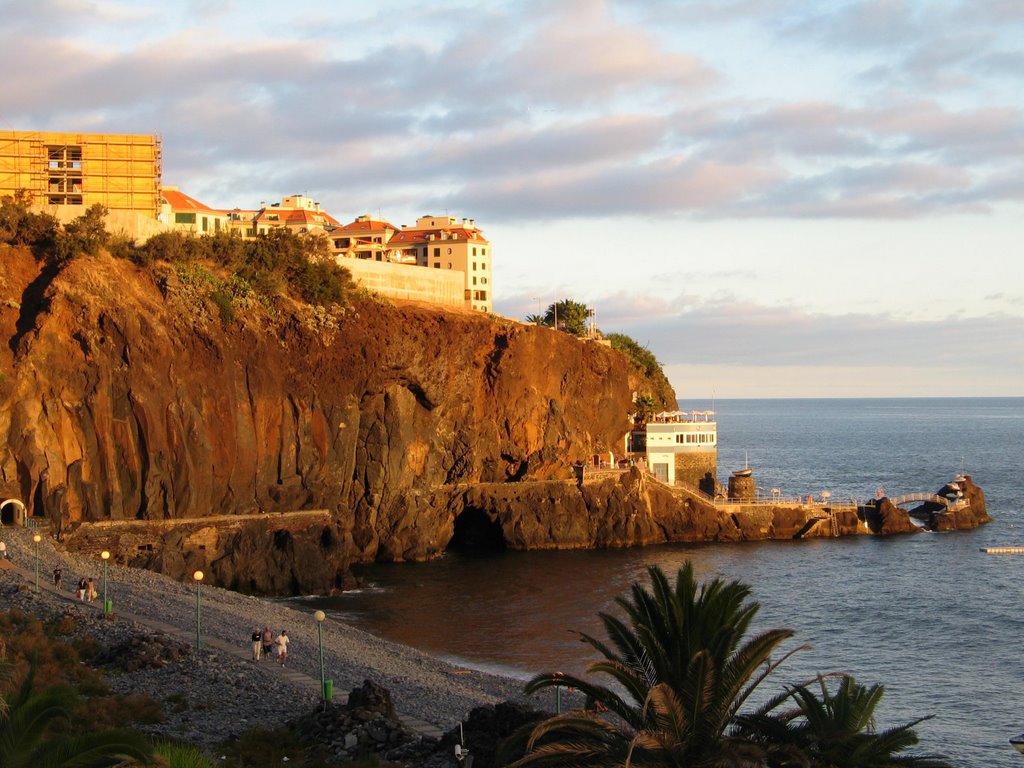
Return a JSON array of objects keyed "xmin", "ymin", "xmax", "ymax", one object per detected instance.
[{"xmin": 2, "ymin": 0, "xmax": 1022, "ymax": 398}]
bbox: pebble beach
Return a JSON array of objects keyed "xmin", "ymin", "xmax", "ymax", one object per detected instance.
[{"xmin": 0, "ymin": 526, "xmax": 537, "ymax": 750}]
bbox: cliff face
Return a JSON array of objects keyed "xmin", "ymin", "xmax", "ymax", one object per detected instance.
[
  {"xmin": 0, "ymin": 247, "xmax": 989, "ymax": 595},
  {"xmin": 0, "ymin": 247, "xmax": 652, "ymax": 588}
]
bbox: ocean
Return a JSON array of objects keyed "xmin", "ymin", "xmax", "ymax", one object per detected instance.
[{"xmin": 308, "ymin": 398, "xmax": 1024, "ymax": 766}]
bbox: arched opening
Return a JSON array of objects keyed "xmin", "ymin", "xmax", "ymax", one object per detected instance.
[
  {"xmin": 0, "ymin": 499, "xmax": 25, "ymax": 526},
  {"xmin": 447, "ymin": 508, "xmax": 506, "ymax": 554}
]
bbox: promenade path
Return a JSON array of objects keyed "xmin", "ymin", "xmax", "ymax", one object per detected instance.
[{"xmin": 0, "ymin": 543, "xmax": 449, "ymax": 740}]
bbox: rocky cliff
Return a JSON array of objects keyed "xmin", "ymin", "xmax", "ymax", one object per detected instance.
[
  {"xmin": 0, "ymin": 246, "xmax": 657, "ymax": 590},
  {"xmin": 0, "ymin": 246, "xmax": 990, "ymax": 595}
]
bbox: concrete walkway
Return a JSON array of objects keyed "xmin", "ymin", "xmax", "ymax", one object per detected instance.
[{"xmin": 2, "ymin": 558, "xmax": 444, "ymax": 740}]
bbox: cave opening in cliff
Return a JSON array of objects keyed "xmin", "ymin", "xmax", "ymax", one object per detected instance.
[{"xmin": 448, "ymin": 508, "xmax": 506, "ymax": 554}]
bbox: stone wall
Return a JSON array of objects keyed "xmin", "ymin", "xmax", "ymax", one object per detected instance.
[
  {"xmin": 342, "ymin": 258, "xmax": 466, "ymax": 308},
  {"xmin": 674, "ymin": 452, "xmax": 716, "ymax": 490}
]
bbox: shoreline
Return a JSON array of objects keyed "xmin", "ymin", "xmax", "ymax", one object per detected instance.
[{"xmin": 0, "ymin": 527, "xmax": 538, "ymax": 747}]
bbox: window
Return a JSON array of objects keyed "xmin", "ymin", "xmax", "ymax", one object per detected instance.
[
  {"xmin": 434, "ymin": 247, "xmax": 440, "ymax": 257},
  {"xmin": 481, "ymin": 277, "xmax": 487, "ymax": 284},
  {"xmin": 45, "ymin": 145, "xmax": 84, "ymax": 204},
  {"xmin": 482, "ymin": 248, "xmax": 487, "ymax": 255},
  {"xmin": 214, "ymin": 219, "xmax": 221, "ymax": 232},
  {"xmin": 434, "ymin": 263, "xmax": 440, "ymax": 268},
  {"xmin": 465, "ymin": 289, "xmax": 472, "ymax": 300},
  {"xmin": 447, "ymin": 262, "xmax": 452, "ymax": 269},
  {"xmin": 447, "ymin": 247, "xmax": 452, "ymax": 254},
  {"xmin": 472, "ymin": 262, "xmax": 477, "ymax": 271},
  {"xmin": 201, "ymin": 217, "xmax": 209, "ymax": 232},
  {"xmin": 175, "ymin": 212, "xmax": 196, "ymax": 224},
  {"xmin": 481, "ymin": 262, "xmax": 487, "ymax": 271},
  {"xmin": 472, "ymin": 277, "xmax": 477, "ymax": 285}
]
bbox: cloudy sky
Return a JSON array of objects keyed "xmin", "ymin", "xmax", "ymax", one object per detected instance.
[{"xmin": 3, "ymin": 0, "xmax": 1022, "ymax": 398}]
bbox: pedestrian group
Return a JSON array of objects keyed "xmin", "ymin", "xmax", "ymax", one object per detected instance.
[{"xmin": 251, "ymin": 625, "xmax": 290, "ymax": 665}]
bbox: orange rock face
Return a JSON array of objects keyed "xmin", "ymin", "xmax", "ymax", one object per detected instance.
[{"xmin": 0, "ymin": 247, "xmax": 660, "ymax": 589}]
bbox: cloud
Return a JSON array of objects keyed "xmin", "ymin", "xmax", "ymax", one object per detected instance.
[
  {"xmin": 608, "ymin": 300, "xmax": 1024, "ymax": 371},
  {"xmin": 4, "ymin": 0, "xmax": 1024, "ymax": 224},
  {"xmin": 493, "ymin": 289, "xmax": 1024, "ymax": 396}
]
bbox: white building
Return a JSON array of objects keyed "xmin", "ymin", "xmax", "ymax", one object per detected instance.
[{"xmin": 644, "ymin": 411, "xmax": 717, "ymax": 488}]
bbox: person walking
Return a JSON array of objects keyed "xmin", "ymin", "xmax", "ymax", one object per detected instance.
[
  {"xmin": 261, "ymin": 626, "xmax": 273, "ymax": 660},
  {"xmin": 275, "ymin": 629, "xmax": 289, "ymax": 666},
  {"xmin": 77, "ymin": 576, "xmax": 88, "ymax": 601},
  {"xmin": 251, "ymin": 627, "xmax": 262, "ymax": 661},
  {"xmin": 53, "ymin": 566, "xmax": 63, "ymax": 590},
  {"xmin": 0, "ymin": 540, "xmax": 7, "ymax": 560},
  {"xmin": 87, "ymin": 578, "xmax": 97, "ymax": 602}
]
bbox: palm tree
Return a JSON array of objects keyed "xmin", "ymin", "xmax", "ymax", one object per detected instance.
[
  {"xmin": 734, "ymin": 674, "xmax": 950, "ymax": 768},
  {"xmin": 0, "ymin": 662, "xmax": 154, "ymax": 768},
  {"xmin": 510, "ymin": 563, "xmax": 801, "ymax": 767},
  {"xmin": 525, "ymin": 313, "xmax": 547, "ymax": 326}
]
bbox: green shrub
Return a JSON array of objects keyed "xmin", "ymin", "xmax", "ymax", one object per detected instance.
[
  {"xmin": 155, "ymin": 741, "xmax": 216, "ymax": 768},
  {"xmin": 0, "ymin": 191, "xmax": 59, "ymax": 255},
  {"xmin": 289, "ymin": 258, "xmax": 352, "ymax": 307},
  {"xmin": 211, "ymin": 290, "xmax": 235, "ymax": 325},
  {"xmin": 55, "ymin": 204, "xmax": 110, "ymax": 260}
]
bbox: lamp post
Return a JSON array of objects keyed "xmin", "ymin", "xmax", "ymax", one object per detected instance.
[
  {"xmin": 314, "ymin": 610, "xmax": 327, "ymax": 702},
  {"xmin": 100, "ymin": 550, "xmax": 111, "ymax": 614},
  {"xmin": 193, "ymin": 570, "xmax": 204, "ymax": 652},
  {"xmin": 32, "ymin": 533, "xmax": 41, "ymax": 592}
]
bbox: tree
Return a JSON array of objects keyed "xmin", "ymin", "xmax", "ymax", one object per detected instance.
[
  {"xmin": 0, "ymin": 662, "xmax": 154, "ymax": 768},
  {"xmin": 542, "ymin": 299, "xmax": 590, "ymax": 336},
  {"xmin": 56, "ymin": 204, "xmax": 109, "ymax": 260},
  {"xmin": 607, "ymin": 333, "xmax": 677, "ymax": 410},
  {"xmin": 511, "ymin": 563, "xmax": 799, "ymax": 767},
  {"xmin": 525, "ymin": 313, "xmax": 545, "ymax": 326},
  {"xmin": 0, "ymin": 192, "xmax": 59, "ymax": 256},
  {"xmin": 734, "ymin": 674, "xmax": 950, "ymax": 768},
  {"xmin": 633, "ymin": 393, "xmax": 657, "ymax": 426}
]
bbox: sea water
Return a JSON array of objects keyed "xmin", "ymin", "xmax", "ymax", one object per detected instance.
[{"xmin": 310, "ymin": 398, "xmax": 1024, "ymax": 766}]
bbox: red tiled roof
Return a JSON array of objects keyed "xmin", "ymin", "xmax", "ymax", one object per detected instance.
[
  {"xmin": 162, "ymin": 188, "xmax": 217, "ymax": 213},
  {"xmin": 390, "ymin": 227, "xmax": 489, "ymax": 245},
  {"xmin": 338, "ymin": 217, "xmax": 399, "ymax": 233},
  {"xmin": 254, "ymin": 208, "xmax": 340, "ymax": 227}
]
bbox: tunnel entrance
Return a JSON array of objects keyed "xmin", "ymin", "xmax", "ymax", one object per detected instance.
[
  {"xmin": 0, "ymin": 499, "xmax": 25, "ymax": 526},
  {"xmin": 447, "ymin": 508, "xmax": 506, "ymax": 554}
]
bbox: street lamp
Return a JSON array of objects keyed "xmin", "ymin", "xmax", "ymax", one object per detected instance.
[
  {"xmin": 100, "ymin": 550, "xmax": 111, "ymax": 614},
  {"xmin": 314, "ymin": 610, "xmax": 328, "ymax": 702},
  {"xmin": 32, "ymin": 533, "xmax": 41, "ymax": 592},
  {"xmin": 193, "ymin": 570, "xmax": 204, "ymax": 652}
]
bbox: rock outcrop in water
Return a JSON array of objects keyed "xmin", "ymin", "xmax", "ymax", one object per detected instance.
[{"xmin": 0, "ymin": 245, "xmax": 991, "ymax": 594}]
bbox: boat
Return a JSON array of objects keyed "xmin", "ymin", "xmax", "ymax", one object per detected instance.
[
  {"xmin": 1009, "ymin": 733, "xmax": 1024, "ymax": 753},
  {"xmin": 732, "ymin": 450, "xmax": 753, "ymax": 477}
]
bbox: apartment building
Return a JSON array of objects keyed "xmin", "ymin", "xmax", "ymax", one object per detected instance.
[
  {"xmin": 161, "ymin": 186, "xmax": 230, "ymax": 234},
  {"xmin": 251, "ymin": 195, "xmax": 339, "ymax": 235},
  {"xmin": 328, "ymin": 215, "xmax": 402, "ymax": 261},
  {"xmin": 388, "ymin": 215, "xmax": 493, "ymax": 313},
  {"xmin": 0, "ymin": 130, "xmax": 161, "ymax": 216}
]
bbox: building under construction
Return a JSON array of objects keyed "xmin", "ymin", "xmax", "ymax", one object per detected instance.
[{"xmin": 0, "ymin": 130, "xmax": 162, "ymax": 218}]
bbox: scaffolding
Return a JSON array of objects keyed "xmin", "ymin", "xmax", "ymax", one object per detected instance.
[{"xmin": 0, "ymin": 131, "xmax": 162, "ymax": 218}]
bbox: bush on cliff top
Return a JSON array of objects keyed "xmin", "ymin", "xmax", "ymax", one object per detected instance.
[
  {"xmin": 0, "ymin": 194, "xmax": 354, "ymax": 314},
  {"xmin": 605, "ymin": 332, "xmax": 677, "ymax": 410}
]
